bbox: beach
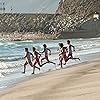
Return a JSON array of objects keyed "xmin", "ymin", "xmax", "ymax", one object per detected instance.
[
  {"xmin": 0, "ymin": 59, "xmax": 100, "ymax": 100},
  {"xmin": 0, "ymin": 0, "xmax": 99, "ymax": 99},
  {"xmin": 0, "ymin": 38, "xmax": 100, "ymax": 100}
]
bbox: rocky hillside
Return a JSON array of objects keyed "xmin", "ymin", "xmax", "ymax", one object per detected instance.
[
  {"xmin": 0, "ymin": 0, "xmax": 100, "ymax": 35},
  {"xmin": 0, "ymin": 13, "xmax": 54, "ymax": 33},
  {"xmin": 56, "ymin": 0, "xmax": 100, "ymax": 18},
  {"xmin": 56, "ymin": 0, "xmax": 100, "ymax": 31},
  {"xmin": 0, "ymin": 13, "xmax": 83, "ymax": 34}
]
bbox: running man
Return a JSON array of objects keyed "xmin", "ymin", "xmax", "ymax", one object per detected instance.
[
  {"xmin": 41, "ymin": 44, "xmax": 56, "ymax": 66},
  {"xmin": 23, "ymin": 48, "xmax": 33, "ymax": 73},
  {"xmin": 32, "ymin": 47, "xmax": 41, "ymax": 74},
  {"xmin": 58, "ymin": 43, "xmax": 68, "ymax": 68},
  {"xmin": 66, "ymin": 40, "xmax": 80, "ymax": 62}
]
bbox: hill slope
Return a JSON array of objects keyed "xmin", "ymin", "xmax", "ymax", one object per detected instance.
[{"xmin": 56, "ymin": 0, "xmax": 100, "ymax": 18}]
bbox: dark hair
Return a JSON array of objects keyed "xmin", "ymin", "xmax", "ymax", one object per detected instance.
[
  {"xmin": 67, "ymin": 40, "xmax": 70, "ymax": 44},
  {"xmin": 33, "ymin": 47, "xmax": 36, "ymax": 51},
  {"xmin": 58, "ymin": 43, "xmax": 61, "ymax": 46},
  {"xmin": 43, "ymin": 44, "xmax": 47, "ymax": 48},
  {"xmin": 25, "ymin": 48, "xmax": 28, "ymax": 51},
  {"xmin": 59, "ymin": 43, "xmax": 63, "ymax": 48}
]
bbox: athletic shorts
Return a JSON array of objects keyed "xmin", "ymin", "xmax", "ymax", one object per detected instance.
[
  {"xmin": 68, "ymin": 53, "xmax": 73, "ymax": 58},
  {"xmin": 24, "ymin": 60, "xmax": 32, "ymax": 65},
  {"xmin": 59, "ymin": 54, "xmax": 67, "ymax": 61},
  {"xmin": 42, "ymin": 56, "xmax": 49, "ymax": 61},
  {"xmin": 34, "ymin": 58, "xmax": 39, "ymax": 63},
  {"xmin": 33, "ymin": 58, "xmax": 39, "ymax": 66}
]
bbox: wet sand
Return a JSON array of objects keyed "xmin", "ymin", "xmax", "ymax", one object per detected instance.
[{"xmin": 0, "ymin": 59, "xmax": 100, "ymax": 100}]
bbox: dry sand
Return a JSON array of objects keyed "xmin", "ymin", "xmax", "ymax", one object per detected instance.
[{"xmin": 0, "ymin": 59, "xmax": 100, "ymax": 100}]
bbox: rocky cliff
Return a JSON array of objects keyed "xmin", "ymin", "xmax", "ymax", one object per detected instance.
[
  {"xmin": 0, "ymin": 13, "xmax": 81, "ymax": 34},
  {"xmin": 55, "ymin": 0, "xmax": 100, "ymax": 34},
  {"xmin": 56, "ymin": 0, "xmax": 100, "ymax": 18},
  {"xmin": 0, "ymin": 13, "xmax": 54, "ymax": 33}
]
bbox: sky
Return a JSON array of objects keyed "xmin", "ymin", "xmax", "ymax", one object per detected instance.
[{"xmin": 0, "ymin": 0, "xmax": 60, "ymax": 13}]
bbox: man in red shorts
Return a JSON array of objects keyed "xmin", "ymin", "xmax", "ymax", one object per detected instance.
[
  {"xmin": 58, "ymin": 43, "xmax": 68, "ymax": 68},
  {"xmin": 32, "ymin": 47, "xmax": 41, "ymax": 74},
  {"xmin": 23, "ymin": 48, "xmax": 33, "ymax": 73}
]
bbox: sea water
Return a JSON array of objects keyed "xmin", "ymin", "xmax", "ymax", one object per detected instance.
[{"xmin": 0, "ymin": 38, "xmax": 100, "ymax": 90}]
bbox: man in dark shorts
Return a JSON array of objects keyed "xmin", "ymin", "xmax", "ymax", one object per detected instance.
[
  {"xmin": 66, "ymin": 40, "xmax": 80, "ymax": 62},
  {"xmin": 41, "ymin": 44, "xmax": 56, "ymax": 66}
]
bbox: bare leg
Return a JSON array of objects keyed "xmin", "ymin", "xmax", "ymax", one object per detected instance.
[
  {"xmin": 60, "ymin": 60, "xmax": 63, "ymax": 68},
  {"xmin": 22, "ymin": 65, "xmax": 26, "ymax": 73},
  {"xmin": 46, "ymin": 57, "xmax": 56, "ymax": 65},
  {"xmin": 38, "ymin": 62, "xmax": 42, "ymax": 67},
  {"xmin": 68, "ymin": 54, "xmax": 80, "ymax": 61},
  {"xmin": 41, "ymin": 58, "xmax": 45, "ymax": 64},
  {"xmin": 49, "ymin": 61, "xmax": 56, "ymax": 65},
  {"xmin": 73, "ymin": 58, "xmax": 80, "ymax": 60},
  {"xmin": 64, "ymin": 57, "xmax": 69, "ymax": 65},
  {"xmin": 35, "ymin": 66, "xmax": 40, "ymax": 71},
  {"xmin": 70, "ymin": 57, "xmax": 80, "ymax": 61},
  {"xmin": 32, "ymin": 61, "xmax": 41, "ymax": 74},
  {"xmin": 32, "ymin": 66, "xmax": 40, "ymax": 74},
  {"xmin": 41, "ymin": 60, "xmax": 56, "ymax": 67},
  {"xmin": 32, "ymin": 66, "xmax": 35, "ymax": 74},
  {"xmin": 41, "ymin": 62, "xmax": 48, "ymax": 66}
]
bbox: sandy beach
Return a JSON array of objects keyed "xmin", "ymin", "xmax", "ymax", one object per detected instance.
[{"xmin": 0, "ymin": 59, "xmax": 100, "ymax": 100}]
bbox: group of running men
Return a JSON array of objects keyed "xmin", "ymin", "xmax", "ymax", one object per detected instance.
[{"xmin": 23, "ymin": 40, "xmax": 80, "ymax": 74}]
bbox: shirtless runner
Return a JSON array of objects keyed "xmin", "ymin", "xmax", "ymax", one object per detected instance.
[
  {"xmin": 32, "ymin": 47, "xmax": 41, "ymax": 74},
  {"xmin": 41, "ymin": 44, "xmax": 56, "ymax": 66},
  {"xmin": 23, "ymin": 48, "xmax": 33, "ymax": 73},
  {"xmin": 58, "ymin": 43, "xmax": 68, "ymax": 68},
  {"xmin": 65, "ymin": 40, "xmax": 80, "ymax": 63}
]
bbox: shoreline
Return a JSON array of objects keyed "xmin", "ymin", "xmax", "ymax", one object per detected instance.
[
  {"xmin": 0, "ymin": 32, "xmax": 99, "ymax": 41},
  {"xmin": 0, "ymin": 58, "xmax": 100, "ymax": 100},
  {"xmin": 0, "ymin": 32, "xmax": 60, "ymax": 41}
]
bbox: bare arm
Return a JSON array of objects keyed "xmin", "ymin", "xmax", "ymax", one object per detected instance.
[
  {"xmin": 64, "ymin": 47, "xmax": 68, "ymax": 52},
  {"xmin": 47, "ymin": 48, "xmax": 51, "ymax": 55},
  {"xmin": 71, "ymin": 45, "xmax": 75, "ymax": 51},
  {"xmin": 30, "ymin": 53, "xmax": 34, "ymax": 59},
  {"xmin": 41, "ymin": 48, "xmax": 45, "ymax": 53},
  {"xmin": 23, "ymin": 52, "xmax": 27, "ymax": 58},
  {"xmin": 59, "ymin": 48, "xmax": 63, "ymax": 56},
  {"xmin": 36, "ymin": 51, "xmax": 41, "ymax": 56}
]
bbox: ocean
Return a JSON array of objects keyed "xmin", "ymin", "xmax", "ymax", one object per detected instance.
[{"xmin": 0, "ymin": 38, "xmax": 100, "ymax": 90}]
